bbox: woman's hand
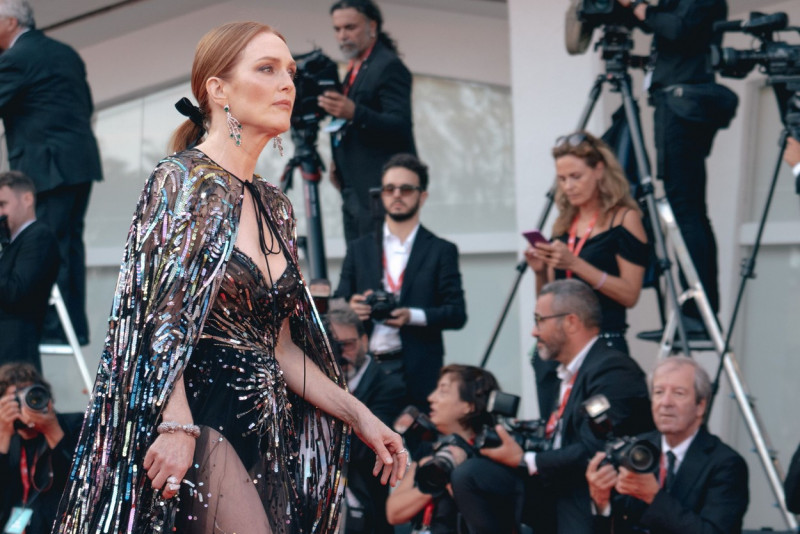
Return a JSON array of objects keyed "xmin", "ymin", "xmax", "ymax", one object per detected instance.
[
  {"xmin": 352, "ymin": 408, "xmax": 408, "ymax": 487},
  {"xmin": 524, "ymin": 246, "xmax": 547, "ymax": 274},
  {"xmin": 534, "ymin": 240, "xmax": 577, "ymax": 271},
  {"xmin": 143, "ymin": 431, "xmax": 196, "ymax": 499}
]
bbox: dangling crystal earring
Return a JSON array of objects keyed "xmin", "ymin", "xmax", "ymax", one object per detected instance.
[
  {"xmin": 273, "ymin": 135, "xmax": 284, "ymax": 157},
  {"xmin": 224, "ymin": 105, "xmax": 242, "ymax": 146}
]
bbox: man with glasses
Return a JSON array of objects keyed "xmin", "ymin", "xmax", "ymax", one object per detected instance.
[
  {"xmin": 335, "ymin": 153, "xmax": 466, "ymax": 412},
  {"xmin": 326, "ymin": 301, "xmax": 404, "ymax": 534},
  {"xmin": 450, "ymin": 280, "xmax": 652, "ymax": 534}
]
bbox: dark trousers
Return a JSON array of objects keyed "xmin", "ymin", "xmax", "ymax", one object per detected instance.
[
  {"xmin": 653, "ymin": 93, "xmax": 720, "ymax": 316},
  {"xmin": 342, "ymin": 187, "xmax": 383, "ymax": 247},
  {"xmin": 36, "ymin": 182, "xmax": 92, "ymax": 341}
]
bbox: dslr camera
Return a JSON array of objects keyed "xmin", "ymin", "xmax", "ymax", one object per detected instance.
[
  {"xmin": 474, "ymin": 391, "xmax": 551, "ymax": 453},
  {"xmin": 365, "ymin": 290, "xmax": 398, "ymax": 322},
  {"xmin": 583, "ymin": 394, "xmax": 659, "ymax": 473},
  {"xmin": 393, "ymin": 406, "xmax": 481, "ymax": 496},
  {"xmin": 16, "ymin": 383, "xmax": 51, "ymax": 412}
]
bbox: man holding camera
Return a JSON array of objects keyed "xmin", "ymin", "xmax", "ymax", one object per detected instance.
[
  {"xmin": 0, "ymin": 171, "xmax": 60, "ymax": 370},
  {"xmin": 0, "ymin": 362, "xmax": 83, "ymax": 534},
  {"xmin": 450, "ymin": 280, "xmax": 652, "ymax": 534},
  {"xmin": 327, "ymin": 301, "xmax": 405, "ymax": 534},
  {"xmin": 320, "ymin": 0, "xmax": 416, "ymax": 244},
  {"xmin": 586, "ymin": 356, "xmax": 749, "ymax": 533},
  {"xmin": 335, "ymin": 153, "xmax": 466, "ymax": 412}
]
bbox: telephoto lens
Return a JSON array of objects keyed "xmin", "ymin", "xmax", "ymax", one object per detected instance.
[{"xmin": 17, "ymin": 384, "xmax": 51, "ymax": 412}]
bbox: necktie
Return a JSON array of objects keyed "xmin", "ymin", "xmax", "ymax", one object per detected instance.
[{"xmin": 665, "ymin": 451, "xmax": 677, "ymax": 491}]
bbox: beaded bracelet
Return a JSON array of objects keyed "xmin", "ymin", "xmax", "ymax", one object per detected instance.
[
  {"xmin": 594, "ymin": 271, "xmax": 608, "ymax": 290},
  {"xmin": 157, "ymin": 421, "xmax": 201, "ymax": 439}
]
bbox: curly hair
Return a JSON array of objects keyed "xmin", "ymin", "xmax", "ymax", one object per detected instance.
[
  {"xmin": 438, "ymin": 364, "xmax": 500, "ymax": 435},
  {"xmin": 551, "ymin": 131, "xmax": 640, "ymax": 237}
]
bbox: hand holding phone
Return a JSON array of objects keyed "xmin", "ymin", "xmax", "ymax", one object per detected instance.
[{"xmin": 522, "ymin": 229, "xmax": 550, "ymax": 247}]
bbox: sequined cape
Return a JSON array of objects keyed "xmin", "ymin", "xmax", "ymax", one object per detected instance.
[{"xmin": 54, "ymin": 149, "xmax": 348, "ymax": 534}]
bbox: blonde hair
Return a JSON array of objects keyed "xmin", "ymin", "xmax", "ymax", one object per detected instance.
[
  {"xmin": 169, "ymin": 22, "xmax": 286, "ymax": 153},
  {"xmin": 551, "ymin": 131, "xmax": 640, "ymax": 237}
]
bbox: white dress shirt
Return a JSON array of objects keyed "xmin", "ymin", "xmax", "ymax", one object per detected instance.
[
  {"xmin": 524, "ymin": 336, "xmax": 599, "ymax": 475},
  {"xmin": 369, "ymin": 223, "xmax": 427, "ymax": 354}
]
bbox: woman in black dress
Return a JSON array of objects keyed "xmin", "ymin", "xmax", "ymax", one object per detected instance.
[
  {"xmin": 526, "ymin": 131, "xmax": 648, "ymax": 354},
  {"xmin": 54, "ymin": 22, "xmax": 407, "ymax": 534}
]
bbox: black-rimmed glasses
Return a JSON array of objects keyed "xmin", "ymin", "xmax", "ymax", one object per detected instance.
[
  {"xmin": 533, "ymin": 312, "xmax": 569, "ymax": 326},
  {"xmin": 381, "ymin": 184, "xmax": 422, "ymax": 196}
]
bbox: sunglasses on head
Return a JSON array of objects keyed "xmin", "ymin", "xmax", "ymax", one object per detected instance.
[{"xmin": 554, "ymin": 132, "xmax": 592, "ymax": 148}]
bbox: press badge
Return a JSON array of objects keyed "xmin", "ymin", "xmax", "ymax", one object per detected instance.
[
  {"xmin": 4, "ymin": 507, "xmax": 33, "ymax": 534},
  {"xmin": 324, "ymin": 117, "xmax": 347, "ymax": 133}
]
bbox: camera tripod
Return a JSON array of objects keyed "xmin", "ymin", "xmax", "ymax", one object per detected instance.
[
  {"xmin": 281, "ymin": 123, "xmax": 328, "ymax": 280},
  {"xmin": 480, "ymin": 25, "xmax": 797, "ymax": 529}
]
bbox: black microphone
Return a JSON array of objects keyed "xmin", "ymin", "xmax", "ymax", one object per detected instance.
[
  {"xmin": 742, "ymin": 12, "xmax": 788, "ymax": 33},
  {"xmin": 714, "ymin": 18, "xmax": 744, "ymax": 33}
]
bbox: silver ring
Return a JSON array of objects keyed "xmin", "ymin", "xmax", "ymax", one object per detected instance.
[
  {"xmin": 166, "ymin": 475, "xmax": 179, "ymax": 484},
  {"xmin": 167, "ymin": 482, "xmax": 181, "ymax": 492},
  {"xmin": 396, "ymin": 448, "xmax": 408, "ymax": 455}
]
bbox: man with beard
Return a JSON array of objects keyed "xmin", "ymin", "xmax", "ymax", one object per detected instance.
[
  {"xmin": 335, "ymin": 153, "xmax": 466, "ymax": 411},
  {"xmin": 327, "ymin": 301, "xmax": 405, "ymax": 534},
  {"xmin": 450, "ymin": 280, "xmax": 652, "ymax": 534},
  {"xmin": 320, "ymin": 0, "xmax": 416, "ymax": 245}
]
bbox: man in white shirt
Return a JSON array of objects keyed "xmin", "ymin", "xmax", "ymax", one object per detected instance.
[
  {"xmin": 335, "ymin": 153, "xmax": 466, "ymax": 411},
  {"xmin": 450, "ymin": 280, "xmax": 652, "ymax": 534},
  {"xmin": 586, "ymin": 356, "xmax": 749, "ymax": 533}
]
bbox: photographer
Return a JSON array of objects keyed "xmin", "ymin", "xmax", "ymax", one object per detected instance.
[
  {"xmin": 619, "ymin": 0, "xmax": 732, "ymax": 329},
  {"xmin": 586, "ymin": 356, "xmax": 748, "ymax": 533},
  {"xmin": 0, "ymin": 171, "xmax": 60, "ymax": 370},
  {"xmin": 0, "ymin": 362, "xmax": 82, "ymax": 533},
  {"xmin": 386, "ymin": 365, "xmax": 499, "ymax": 534},
  {"xmin": 450, "ymin": 280, "xmax": 652, "ymax": 534},
  {"xmin": 322, "ymin": 0, "xmax": 417, "ymax": 244},
  {"xmin": 335, "ymin": 153, "xmax": 467, "ymax": 411},
  {"xmin": 327, "ymin": 301, "xmax": 405, "ymax": 534}
]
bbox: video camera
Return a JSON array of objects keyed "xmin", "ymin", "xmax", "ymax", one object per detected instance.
[
  {"xmin": 583, "ymin": 394, "xmax": 659, "ymax": 473},
  {"xmin": 711, "ymin": 11, "xmax": 800, "ymax": 140},
  {"xmin": 291, "ymin": 48, "xmax": 341, "ymax": 131},
  {"xmin": 577, "ymin": 0, "xmax": 636, "ymax": 29}
]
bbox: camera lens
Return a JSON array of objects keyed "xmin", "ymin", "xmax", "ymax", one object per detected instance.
[
  {"xmin": 626, "ymin": 441, "xmax": 658, "ymax": 473},
  {"xmin": 22, "ymin": 384, "xmax": 50, "ymax": 412}
]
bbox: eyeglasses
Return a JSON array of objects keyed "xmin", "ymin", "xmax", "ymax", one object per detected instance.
[
  {"xmin": 381, "ymin": 184, "xmax": 422, "ymax": 196},
  {"xmin": 554, "ymin": 132, "xmax": 591, "ymax": 148},
  {"xmin": 533, "ymin": 312, "xmax": 569, "ymax": 326}
]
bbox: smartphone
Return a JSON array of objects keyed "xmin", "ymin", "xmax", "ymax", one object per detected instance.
[{"xmin": 522, "ymin": 229, "xmax": 550, "ymax": 247}]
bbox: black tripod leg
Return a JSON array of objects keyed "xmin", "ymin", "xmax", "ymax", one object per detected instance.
[
  {"xmin": 617, "ymin": 76, "xmax": 691, "ymax": 355},
  {"xmin": 707, "ymin": 131, "xmax": 789, "ymax": 414}
]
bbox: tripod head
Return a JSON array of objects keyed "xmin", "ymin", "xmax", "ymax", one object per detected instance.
[{"xmin": 595, "ymin": 25, "xmax": 650, "ymax": 78}]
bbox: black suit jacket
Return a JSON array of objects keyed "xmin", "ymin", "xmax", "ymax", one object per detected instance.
[
  {"xmin": 785, "ymin": 442, "xmax": 800, "ymax": 514},
  {"xmin": 0, "ymin": 221, "xmax": 60, "ymax": 368},
  {"xmin": 347, "ymin": 358, "xmax": 405, "ymax": 534},
  {"xmin": 596, "ymin": 427, "xmax": 749, "ymax": 534},
  {"xmin": 331, "ymin": 40, "xmax": 416, "ymax": 208},
  {"xmin": 534, "ymin": 341, "xmax": 654, "ymax": 534},
  {"xmin": 335, "ymin": 225, "xmax": 466, "ymax": 407},
  {"xmin": 0, "ymin": 30, "xmax": 103, "ymax": 193},
  {"xmin": 0, "ymin": 412, "xmax": 84, "ymax": 534}
]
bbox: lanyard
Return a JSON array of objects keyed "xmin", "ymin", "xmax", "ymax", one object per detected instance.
[
  {"xmin": 659, "ymin": 452, "xmax": 667, "ymax": 489},
  {"xmin": 545, "ymin": 372, "xmax": 578, "ymax": 439},
  {"xmin": 18, "ymin": 442, "xmax": 52, "ymax": 506},
  {"xmin": 382, "ymin": 251, "xmax": 405, "ymax": 294},
  {"xmin": 566, "ymin": 211, "xmax": 599, "ymax": 278},
  {"xmin": 343, "ymin": 43, "xmax": 376, "ymax": 96}
]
